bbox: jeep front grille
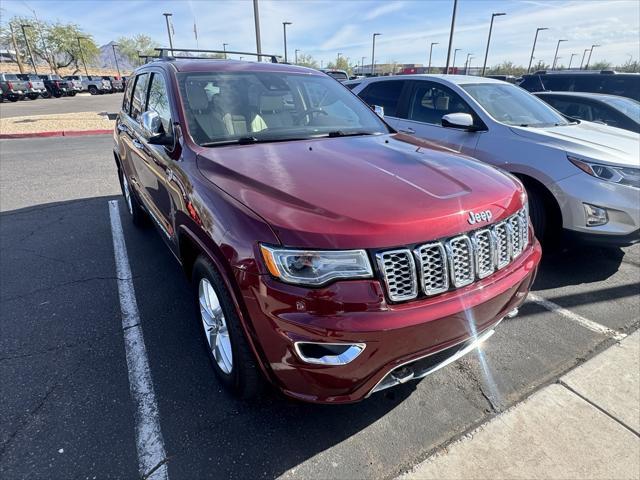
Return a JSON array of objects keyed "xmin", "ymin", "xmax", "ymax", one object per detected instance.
[{"xmin": 377, "ymin": 208, "xmax": 529, "ymax": 302}]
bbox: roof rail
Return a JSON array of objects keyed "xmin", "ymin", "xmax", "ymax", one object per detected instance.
[
  {"xmin": 154, "ymin": 48, "xmax": 282, "ymax": 63},
  {"xmin": 532, "ymin": 69, "xmax": 619, "ymax": 75}
]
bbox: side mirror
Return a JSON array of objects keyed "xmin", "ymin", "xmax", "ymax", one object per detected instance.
[
  {"xmin": 442, "ymin": 112, "xmax": 476, "ymax": 131},
  {"xmin": 371, "ymin": 104, "xmax": 385, "ymax": 118},
  {"xmin": 142, "ymin": 110, "xmax": 173, "ymax": 146}
]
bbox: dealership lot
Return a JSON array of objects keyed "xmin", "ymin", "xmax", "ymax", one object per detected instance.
[{"xmin": 0, "ymin": 135, "xmax": 638, "ymax": 479}]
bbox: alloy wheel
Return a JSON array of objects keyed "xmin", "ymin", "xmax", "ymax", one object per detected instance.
[{"xmin": 198, "ymin": 278, "xmax": 233, "ymax": 374}]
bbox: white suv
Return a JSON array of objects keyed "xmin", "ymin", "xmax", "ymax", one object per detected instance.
[{"xmin": 347, "ymin": 75, "xmax": 640, "ymax": 246}]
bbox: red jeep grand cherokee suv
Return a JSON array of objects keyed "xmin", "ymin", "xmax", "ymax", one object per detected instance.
[{"xmin": 113, "ymin": 53, "xmax": 541, "ymax": 404}]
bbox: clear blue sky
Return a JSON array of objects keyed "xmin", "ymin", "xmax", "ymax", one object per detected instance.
[{"xmin": 2, "ymin": 0, "xmax": 639, "ymax": 67}]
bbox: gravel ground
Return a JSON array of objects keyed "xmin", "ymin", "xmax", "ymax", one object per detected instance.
[{"xmin": 0, "ymin": 111, "xmax": 114, "ymax": 134}]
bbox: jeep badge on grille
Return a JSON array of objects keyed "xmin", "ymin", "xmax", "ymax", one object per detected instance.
[{"xmin": 468, "ymin": 210, "xmax": 493, "ymax": 224}]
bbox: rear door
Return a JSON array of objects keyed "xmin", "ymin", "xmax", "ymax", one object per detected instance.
[{"xmin": 393, "ymin": 80, "xmax": 482, "ymax": 154}]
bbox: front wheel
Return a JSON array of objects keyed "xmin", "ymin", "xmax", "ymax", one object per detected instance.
[
  {"xmin": 120, "ymin": 174, "xmax": 146, "ymax": 226},
  {"xmin": 27, "ymin": 93, "xmax": 39, "ymax": 100},
  {"xmin": 192, "ymin": 256, "xmax": 263, "ymax": 399},
  {"xmin": 68, "ymin": 91, "xmax": 77, "ymax": 97},
  {"xmin": 88, "ymin": 86, "xmax": 99, "ymax": 95}
]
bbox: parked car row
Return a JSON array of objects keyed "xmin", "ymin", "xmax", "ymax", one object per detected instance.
[{"xmin": 0, "ymin": 72, "xmax": 126, "ymax": 102}]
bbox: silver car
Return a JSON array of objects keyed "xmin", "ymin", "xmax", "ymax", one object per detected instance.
[{"xmin": 347, "ymin": 75, "xmax": 640, "ymax": 246}]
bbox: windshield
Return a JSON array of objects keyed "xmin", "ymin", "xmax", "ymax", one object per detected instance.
[
  {"xmin": 4, "ymin": 74, "xmax": 19, "ymax": 81},
  {"xmin": 607, "ymin": 96, "xmax": 640, "ymax": 122},
  {"xmin": 178, "ymin": 71, "xmax": 388, "ymax": 146},
  {"xmin": 462, "ymin": 83, "xmax": 569, "ymax": 127}
]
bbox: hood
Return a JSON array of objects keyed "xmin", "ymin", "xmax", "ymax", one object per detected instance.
[
  {"xmin": 196, "ymin": 134, "xmax": 524, "ymax": 249},
  {"xmin": 510, "ymin": 122, "xmax": 640, "ymax": 168}
]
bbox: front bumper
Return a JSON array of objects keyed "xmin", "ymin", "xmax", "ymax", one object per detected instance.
[
  {"xmin": 554, "ymin": 173, "xmax": 640, "ymax": 245},
  {"xmin": 240, "ymin": 239, "xmax": 541, "ymax": 403}
]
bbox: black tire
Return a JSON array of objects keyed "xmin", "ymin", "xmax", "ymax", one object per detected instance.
[
  {"xmin": 527, "ymin": 186, "xmax": 546, "ymax": 242},
  {"xmin": 53, "ymin": 91, "xmax": 62, "ymax": 98},
  {"xmin": 27, "ymin": 93, "xmax": 39, "ymax": 100},
  {"xmin": 88, "ymin": 86, "xmax": 99, "ymax": 95},
  {"xmin": 68, "ymin": 91, "xmax": 77, "ymax": 97},
  {"xmin": 192, "ymin": 256, "xmax": 264, "ymax": 399},
  {"xmin": 8, "ymin": 96, "xmax": 19, "ymax": 102},
  {"xmin": 119, "ymin": 172, "xmax": 147, "ymax": 227},
  {"xmin": 41, "ymin": 89, "xmax": 51, "ymax": 99},
  {"xmin": 525, "ymin": 181, "xmax": 562, "ymax": 248}
]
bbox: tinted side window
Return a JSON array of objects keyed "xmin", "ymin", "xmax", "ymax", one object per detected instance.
[
  {"xmin": 541, "ymin": 75, "xmax": 575, "ymax": 91},
  {"xmin": 122, "ymin": 73, "xmax": 136, "ymax": 114},
  {"xmin": 543, "ymin": 97, "xmax": 592, "ymax": 120},
  {"xmin": 146, "ymin": 73, "xmax": 172, "ymax": 133},
  {"xmin": 408, "ymin": 82, "xmax": 473, "ymax": 125},
  {"xmin": 358, "ymin": 80, "xmax": 405, "ymax": 117},
  {"xmin": 601, "ymin": 76, "xmax": 640, "ymax": 100},
  {"xmin": 346, "ymin": 82, "xmax": 360, "ymax": 90},
  {"xmin": 130, "ymin": 73, "xmax": 149, "ymax": 121},
  {"xmin": 590, "ymin": 104, "xmax": 622, "ymax": 126},
  {"xmin": 572, "ymin": 76, "xmax": 604, "ymax": 93}
]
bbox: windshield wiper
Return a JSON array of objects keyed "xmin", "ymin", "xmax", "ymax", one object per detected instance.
[
  {"xmin": 200, "ymin": 136, "xmax": 271, "ymax": 147},
  {"xmin": 324, "ymin": 131, "xmax": 376, "ymax": 138}
]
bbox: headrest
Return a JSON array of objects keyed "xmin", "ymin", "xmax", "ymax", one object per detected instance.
[
  {"xmin": 260, "ymin": 94, "xmax": 284, "ymax": 112},
  {"xmin": 435, "ymin": 96, "xmax": 450, "ymax": 110},
  {"xmin": 186, "ymin": 83, "xmax": 209, "ymax": 111}
]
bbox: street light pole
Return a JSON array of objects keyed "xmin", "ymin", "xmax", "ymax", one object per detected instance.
[
  {"xmin": 568, "ymin": 52, "xmax": 577, "ymax": 69},
  {"xmin": 482, "ymin": 12, "xmax": 506, "ymax": 76},
  {"xmin": 223, "ymin": 43, "xmax": 228, "ymax": 59},
  {"xmin": 527, "ymin": 27, "xmax": 548, "ymax": 73},
  {"xmin": 451, "ymin": 48, "xmax": 461, "ymax": 72},
  {"xmin": 428, "ymin": 42, "xmax": 438, "ymax": 73},
  {"xmin": 162, "ymin": 13, "xmax": 174, "ymax": 52},
  {"xmin": 76, "ymin": 36, "xmax": 89, "ymax": 76},
  {"xmin": 361, "ymin": 56, "xmax": 366, "ymax": 75},
  {"xmin": 20, "ymin": 24, "xmax": 37, "ymax": 74},
  {"xmin": 465, "ymin": 53, "xmax": 473, "ymax": 75},
  {"xmin": 282, "ymin": 21, "xmax": 292, "ymax": 63},
  {"xmin": 111, "ymin": 43, "xmax": 121, "ymax": 77},
  {"xmin": 579, "ymin": 48, "xmax": 590, "ymax": 69},
  {"xmin": 552, "ymin": 39, "xmax": 567, "ymax": 70},
  {"xmin": 585, "ymin": 44, "xmax": 600, "ymax": 69},
  {"xmin": 295, "ymin": 49, "xmax": 299, "ymax": 64},
  {"xmin": 444, "ymin": 0, "xmax": 458, "ymax": 74},
  {"xmin": 253, "ymin": 0, "xmax": 262, "ymax": 60},
  {"xmin": 371, "ymin": 32, "xmax": 381, "ymax": 76}
]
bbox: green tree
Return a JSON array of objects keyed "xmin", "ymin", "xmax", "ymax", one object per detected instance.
[
  {"xmin": 587, "ymin": 60, "xmax": 612, "ymax": 70},
  {"xmin": 0, "ymin": 16, "xmax": 99, "ymax": 73},
  {"xmin": 116, "ymin": 34, "xmax": 160, "ymax": 67},
  {"xmin": 327, "ymin": 55, "xmax": 351, "ymax": 74},
  {"xmin": 296, "ymin": 53, "xmax": 318, "ymax": 68},
  {"xmin": 617, "ymin": 58, "xmax": 640, "ymax": 73},
  {"xmin": 486, "ymin": 61, "xmax": 527, "ymax": 76}
]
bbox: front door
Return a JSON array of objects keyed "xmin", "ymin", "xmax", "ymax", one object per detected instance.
[{"xmin": 394, "ymin": 80, "xmax": 482, "ymax": 156}]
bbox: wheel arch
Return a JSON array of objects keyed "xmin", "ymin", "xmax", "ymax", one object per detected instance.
[{"xmin": 513, "ymin": 172, "xmax": 563, "ymax": 235}]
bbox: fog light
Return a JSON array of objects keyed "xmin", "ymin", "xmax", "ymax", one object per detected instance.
[
  {"xmin": 583, "ymin": 203, "xmax": 608, "ymax": 227},
  {"xmin": 294, "ymin": 342, "xmax": 365, "ymax": 365}
]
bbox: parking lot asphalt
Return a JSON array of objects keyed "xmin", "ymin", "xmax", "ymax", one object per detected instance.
[
  {"xmin": 1, "ymin": 135, "xmax": 638, "ymax": 479},
  {"xmin": 0, "ymin": 92, "xmax": 123, "ymax": 118}
]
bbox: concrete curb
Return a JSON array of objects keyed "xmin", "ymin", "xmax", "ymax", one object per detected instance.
[{"xmin": 0, "ymin": 129, "xmax": 112, "ymax": 140}]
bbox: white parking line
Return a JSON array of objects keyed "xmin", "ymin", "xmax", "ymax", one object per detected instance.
[
  {"xmin": 528, "ymin": 293, "xmax": 626, "ymax": 341},
  {"xmin": 109, "ymin": 200, "xmax": 169, "ymax": 480}
]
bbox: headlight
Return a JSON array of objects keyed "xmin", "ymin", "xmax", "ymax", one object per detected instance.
[
  {"xmin": 260, "ymin": 245, "xmax": 373, "ymax": 286},
  {"xmin": 568, "ymin": 156, "xmax": 640, "ymax": 188}
]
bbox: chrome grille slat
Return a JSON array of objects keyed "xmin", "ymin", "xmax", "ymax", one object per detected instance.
[
  {"xmin": 377, "ymin": 208, "xmax": 530, "ymax": 303},
  {"xmin": 472, "ymin": 229, "xmax": 495, "ymax": 279},
  {"xmin": 413, "ymin": 243, "xmax": 448, "ymax": 296},
  {"xmin": 376, "ymin": 249, "xmax": 418, "ymax": 302},
  {"xmin": 446, "ymin": 236, "xmax": 475, "ymax": 288}
]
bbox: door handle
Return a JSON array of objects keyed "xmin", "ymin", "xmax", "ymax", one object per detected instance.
[
  {"xmin": 399, "ymin": 127, "xmax": 415, "ymax": 134},
  {"xmin": 166, "ymin": 168, "xmax": 174, "ymax": 182},
  {"xmin": 117, "ymin": 123, "xmax": 128, "ymax": 133},
  {"xmin": 132, "ymin": 139, "xmax": 144, "ymax": 150}
]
